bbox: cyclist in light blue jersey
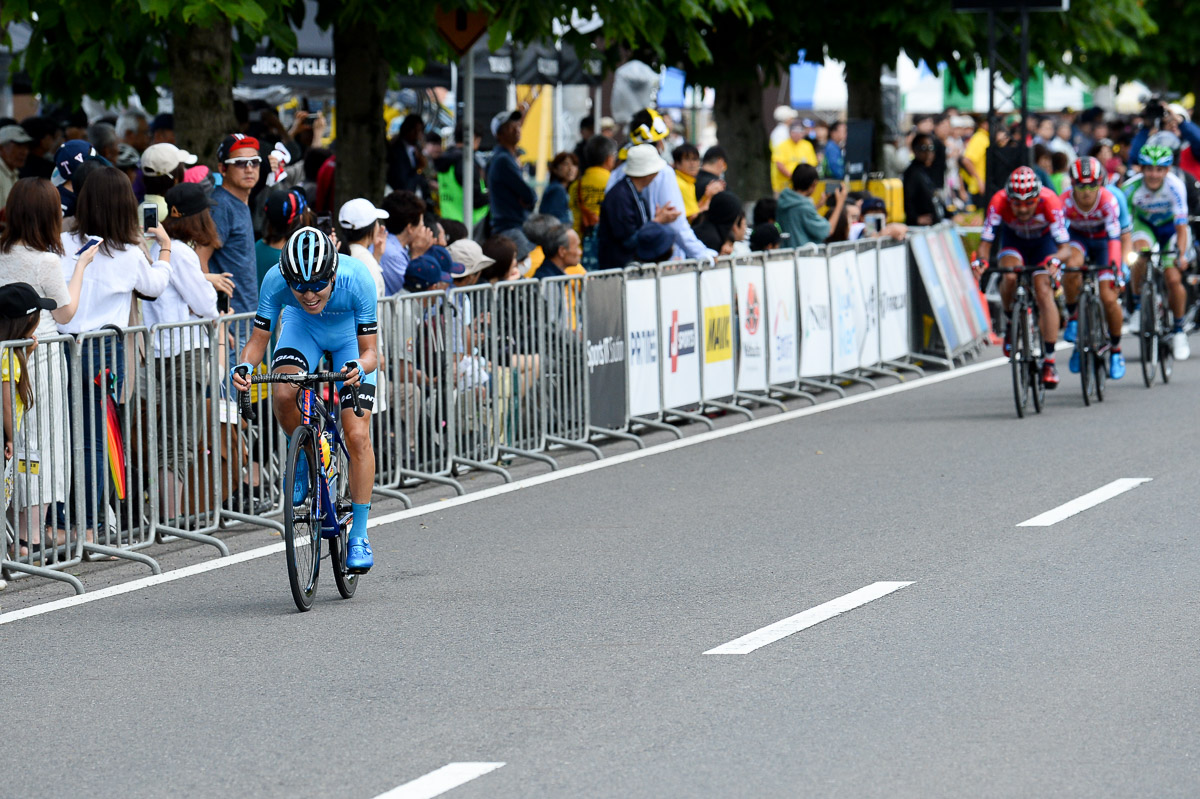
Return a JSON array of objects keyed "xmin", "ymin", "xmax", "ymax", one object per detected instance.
[
  {"xmin": 232, "ymin": 227, "xmax": 379, "ymax": 571},
  {"xmin": 1124, "ymin": 144, "xmax": 1191, "ymax": 360}
]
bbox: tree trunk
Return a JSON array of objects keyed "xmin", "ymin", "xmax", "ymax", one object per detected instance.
[
  {"xmin": 334, "ymin": 19, "xmax": 388, "ymax": 206},
  {"xmin": 167, "ymin": 20, "xmax": 238, "ymax": 168},
  {"xmin": 713, "ymin": 76, "xmax": 772, "ymax": 203},
  {"xmin": 845, "ymin": 54, "xmax": 884, "ymax": 176}
]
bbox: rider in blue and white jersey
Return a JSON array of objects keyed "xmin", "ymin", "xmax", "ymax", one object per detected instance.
[{"xmin": 232, "ymin": 227, "xmax": 379, "ymax": 571}]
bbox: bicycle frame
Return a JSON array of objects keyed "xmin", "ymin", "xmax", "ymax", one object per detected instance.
[{"xmin": 295, "ymin": 386, "xmax": 351, "ymax": 539}]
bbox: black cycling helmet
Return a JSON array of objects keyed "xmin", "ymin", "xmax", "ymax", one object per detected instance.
[{"xmin": 280, "ymin": 226, "xmax": 337, "ymax": 285}]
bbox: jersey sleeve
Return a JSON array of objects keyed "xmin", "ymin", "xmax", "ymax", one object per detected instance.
[
  {"xmin": 253, "ymin": 266, "xmax": 288, "ymax": 332},
  {"xmin": 1168, "ymin": 174, "xmax": 1189, "ymax": 227},
  {"xmin": 981, "ymin": 192, "xmax": 1004, "ymax": 242},
  {"xmin": 1099, "ymin": 190, "xmax": 1122, "ymax": 241},
  {"xmin": 1042, "ymin": 190, "xmax": 1070, "ymax": 244},
  {"xmin": 349, "ymin": 257, "xmax": 378, "ymax": 336}
]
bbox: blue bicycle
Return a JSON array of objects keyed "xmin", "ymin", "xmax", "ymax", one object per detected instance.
[{"xmin": 236, "ymin": 368, "xmax": 363, "ymax": 612}]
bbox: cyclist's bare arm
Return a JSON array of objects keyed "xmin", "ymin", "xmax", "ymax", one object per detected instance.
[{"xmin": 232, "ymin": 328, "xmax": 273, "ymax": 392}]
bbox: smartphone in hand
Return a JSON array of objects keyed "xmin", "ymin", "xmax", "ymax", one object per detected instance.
[
  {"xmin": 140, "ymin": 202, "xmax": 158, "ymax": 232},
  {"xmin": 74, "ymin": 236, "xmax": 102, "ymax": 256}
]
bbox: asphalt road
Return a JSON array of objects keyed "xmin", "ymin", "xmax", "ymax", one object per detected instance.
[{"xmin": 2, "ymin": 346, "xmax": 1198, "ymax": 798}]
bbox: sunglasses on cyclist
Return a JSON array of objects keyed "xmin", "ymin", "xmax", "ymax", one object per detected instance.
[
  {"xmin": 288, "ymin": 278, "xmax": 331, "ymax": 294},
  {"xmin": 224, "ymin": 156, "xmax": 262, "ymax": 169},
  {"xmin": 1011, "ymin": 197, "xmax": 1039, "ymax": 208}
]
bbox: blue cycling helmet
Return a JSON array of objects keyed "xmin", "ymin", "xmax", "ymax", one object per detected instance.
[
  {"xmin": 1137, "ymin": 144, "xmax": 1174, "ymax": 167},
  {"xmin": 280, "ymin": 226, "xmax": 337, "ymax": 284}
]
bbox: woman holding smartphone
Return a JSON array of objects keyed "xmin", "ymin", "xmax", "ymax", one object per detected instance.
[
  {"xmin": 58, "ymin": 166, "xmax": 173, "ymax": 550},
  {"xmin": 0, "ymin": 178, "xmax": 100, "ymax": 559}
]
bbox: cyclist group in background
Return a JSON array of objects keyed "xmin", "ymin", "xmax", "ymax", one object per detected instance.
[{"xmin": 973, "ymin": 141, "xmax": 1194, "ymax": 388}]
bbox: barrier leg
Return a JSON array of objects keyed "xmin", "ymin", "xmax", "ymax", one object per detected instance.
[
  {"xmin": 909, "ymin": 351, "xmax": 955, "ymax": 369},
  {"xmin": 631, "ymin": 418, "xmax": 685, "ymax": 440},
  {"xmin": 800, "ymin": 378, "xmax": 848, "ymax": 397},
  {"xmin": 545, "ymin": 434, "xmax": 602, "ymax": 460},
  {"xmin": 588, "ymin": 425, "xmax": 646, "ymax": 449},
  {"xmin": 82, "ymin": 541, "xmax": 161, "ymax": 573},
  {"xmin": 372, "ymin": 486, "xmax": 414, "ymax": 508},
  {"xmin": 703, "ymin": 398, "xmax": 755, "ymax": 420},
  {"xmin": 451, "ymin": 456, "xmax": 513, "ymax": 483},
  {"xmin": 499, "ymin": 445, "xmax": 559, "ymax": 471},
  {"xmin": 400, "ymin": 469, "xmax": 467, "ymax": 496},
  {"xmin": 883, "ymin": 359, "xmax": 926, "ymax": 377},
  {"xmin": 859, "ymin": 365, "xmax": 906, "ymax": 382},
  {"xmin": 833, "ymin": 371, "xmax": 878, "ymax": 389},
  {"xmin": 735, "ymin": 391, "xmax": 787, "ymax": 413},
  {"xmin": 1, "ymin": 558, "xmax": 86, "ymax": 594},
  {"xmin": 770, "ymin": 386, "xmax": 818, "ymax": 405},
  {"xmin": 664, "ymin": 408, "xmax": 716, "ymax": 430}
]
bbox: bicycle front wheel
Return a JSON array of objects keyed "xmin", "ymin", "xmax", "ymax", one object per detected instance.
[
  {"xmin": 1089, "ymin": 295, "xmax": 1106, "ymax": 402},
  {"xmin": 1010, "ymin": 302, "xmax": 1029, "ymax": 418},
  {"xmin": 1079, "ymin": 293, "xmax": 1093, "ymax": 406},
  {"xmin": 1140, "ymin": 281, "xmax": 1158, "ymax": 387},
  {"xmin": 1161, "ymin": 298, "xmax": 1175, "ymax": 383},
  {"xmin": 331, "ymin": 447, "xmax": 358, "ymax": 600},
  {"xmin": 284, "ymin": 425, "xmax": 322, "ymax": 612}
]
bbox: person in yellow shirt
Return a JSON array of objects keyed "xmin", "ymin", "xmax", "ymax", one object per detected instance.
[
  {"xmin": 770, "ymin": 118, "xmax": 817, "ymax": 195},
  {"xmin": 961, "ymin": 118, "xmax": 989, "ymax": 202},
  {"xmin": 568, "ymin": 134, "xmax": 617, "ymax": 270}
]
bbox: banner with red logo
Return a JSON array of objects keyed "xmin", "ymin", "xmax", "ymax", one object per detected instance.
[
  {"xmin": 699, "ymin": 266, "xmax": 734, "ymax": 400},
  {"xmin": 856, "ymin": 244, "xmax": 881, "ymax": 366},
  {"xmin": 765, "ymin": 257, "xmax": 799, "ymax": 385},
  {"xmin": 798, "ymin": 253, "xmax": 833, "ymax": 377},
  {"xmin": 658, "ymin": 271, "xmax": 701, "ymax": 410},
  {"xmin": 734, "ymin": 263, "xmax": 768, "ymax": 392},
  {"xmin": 624, "ymin": 277, "xmax": 661, "ymax": 417}
]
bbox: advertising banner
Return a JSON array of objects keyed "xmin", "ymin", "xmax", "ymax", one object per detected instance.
[
  {"xmin": 855, "ymin": 244, "xmax": 881, "ymax": 367},
  {"xmin": 734, "ymin": 264, "xmax": 768, "ymax": 392},
  {"xmin": 658, "ymin": 271, "xmax": 702, "ymax": 410},
  {"xmin": 798, "ymin": 253, "xmax": 833, "ymax": 377},
  {"xmin": 699, "ymin": 267, "xmax": 735, "ymax": 400},
  {"xmin": 624, "ymin": 277, "xmax": 661, "ymax": 417},
  {"xmin": 829, "ymin": 248, "xmax": 864, "ymax": 374},
  {"xmin": 908, "ymin": 232, "xmax": 959, "ymax": 351},
  {"xmin": 926, "ymin": 229, "xmax": 974, "ymax": 345},
  {"xmin": 765, "ymin": 258, "xmax": 799, "ymax": 385},
  {"xmin": 878, "ymin": 243, "xmax": 911, "ymax": 361},
  {"xmin": 944, "ymin": 226, "xmax": 990, "ymax": 339},
  {"xmin": 585, "ymin": 273, "xmax": 628, "ymax": 429}
]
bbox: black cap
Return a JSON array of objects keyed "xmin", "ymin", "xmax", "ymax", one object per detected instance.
[
  {"xmin": 749, "ymin": 223, "xmax": 786, "ymax": 251},
  {"xmin": 0, "ymin": 282, "xmax": 57, "ymax": 319},
  {"xmin": 165, "ymin": 183, "xmax": 216, "ymax": 218}
]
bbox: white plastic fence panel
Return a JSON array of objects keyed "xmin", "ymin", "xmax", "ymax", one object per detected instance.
[
  {"xmin": 765, "ymin": 258, "xmax": 799, "ymax": 384},
  {"xmin": 797, "ymin": 253, "xmax": 833, "ymax": 378},
  {"xmin": 878, "ymin": 243, "xmax": 911, "ymax": 361},
  {"xmin": 658, "ymin": 271, "xmax": 702, "ymax": 409},
  {"xmin": 699, "ymin": 266, "xmax": 735, "ymax": 401},
  {"xmin": 624, "ymin": 277, "xmax": 662, "ymax": 417},
  {"xmin": 733, "ymin": 263, "xmax": 768, "ymax": 392},
  {"xmin": 829, "ymin": 248, "xmax": 864, "ymax": 374},
  {"xmin": 856, "ymin": 244, "xmax": 881, "ymax": 367}
]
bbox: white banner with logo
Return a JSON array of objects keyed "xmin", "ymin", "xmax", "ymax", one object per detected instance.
[
  {"xmin": 855, "ymin": 244, "xmax": 881, "ymax": 367},
  {"xmin": 765, "ymin": 258, "xmax": 799, "ymax": 384},
  {"xmin": 829, "ymin": 248, "xmax": 864, "ymax": 374},
  {"xmin": 798, "ymin": 253, "xmax": 833, "ymax": 378},
  {"xmin": 699, "ymin": 267, "xmax": 735, "ymax": 400},
  {"xmin": 734, "ymin": 263, "xmax": 768, "ymax": 392},
  {"xmin": 878, "ymin": 243, "xmax": 910, "ymax": 361},
  {"xmin": 658, "ymin": 271, "xmax": 701, "ymax": 409},
  {"xmin": 624, "ymin": 277, "xmax": 661, "ymax": 417}
]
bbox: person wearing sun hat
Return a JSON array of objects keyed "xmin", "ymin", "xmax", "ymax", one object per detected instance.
[
  {"xmin": 597, "ymin": 143, "xmax": 680, "ymax": 270},
  {"xmin": 338, "ymin": 197, "xmax": 390, "ymax": 296}
]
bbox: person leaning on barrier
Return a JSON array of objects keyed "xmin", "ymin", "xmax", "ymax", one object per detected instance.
[
  {"xmin": 597, "ymin": 144, "xmax": 680, "ymax": 270},
  {"xmin": 57, "ymin": 166, "xmax": 174, "ymax": 544},
  {"xmin": 0, "ymin": 179, "xmax": 99, "ymax": 556},
  {"xmin": 141, "ymin": 183, "xmax": 223, "ymax": 523}
]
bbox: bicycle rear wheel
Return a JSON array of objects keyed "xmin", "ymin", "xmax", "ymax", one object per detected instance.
[
  {"xmin": 1029, "ymin": 309, "xmax": 1045, "ymax": 414},
  {"xmin": 331, "ymin": 446, "xmax": 358, "ymax": 600},
  {"xmin": 1010, "ymin": 303, "xmax": 1028, "ymax": 418},
  {"xmin": 284, "ymin": 425, "xmax": 321, "ymax": 612},
  {"xmin": 1079, "ymin": 293, "xmax": 1093, "ymax": 406},
  {"xmin": 1161, "ymin": 299, "xmax": 1174, "ymax": 383},
  {"xmin": 1140, "ymin": 281, "xmax": 1158, "ymax": 387}
]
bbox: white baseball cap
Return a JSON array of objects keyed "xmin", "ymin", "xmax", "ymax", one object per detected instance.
[
  {"xmin": 624, "ymin": 144, "xmax": 664, "ymax": 178},
  {"xmin": 448, "ymin": 239, "xmax": 495, "ymax": 276},
  {"xmin": 338, "ymin": 198, "xmax": 389, "ymax": 229},
  {"xmin": 141, "ymin": 143, "xmax": 198, "ymax": 177}
]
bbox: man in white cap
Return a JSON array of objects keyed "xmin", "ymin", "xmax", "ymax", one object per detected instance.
[
  {"xmin": 0, "ymin": 124, "xmax": 33, "ymax": 205},
  {"xmin": 769, "ymin": 105, "xmax": 799, "ymax": 149},
  {"xmin": 597, "ymin": 143, "xmax": 683, "ymax": 269},
  {"xmin": 339, "ymin": 198, "xmax": 390, "ymax": 296}
]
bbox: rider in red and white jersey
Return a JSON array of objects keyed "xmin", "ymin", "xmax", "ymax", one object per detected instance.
[{"xmin": 974, "ymin": 166, "xmax": 1072, "ymax": 387}]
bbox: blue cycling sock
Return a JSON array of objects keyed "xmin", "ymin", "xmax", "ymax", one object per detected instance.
[
  {"xmin": 1173, "ymin": 320, "xmax": 1184, "ymax": 334},
  {"xmin": 351, "ymin": 502, "xmax": 371, "ymax": 539}
]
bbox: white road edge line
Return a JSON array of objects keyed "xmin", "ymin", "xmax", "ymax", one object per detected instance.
[
  {"xmin": 705, "ymin": 581, "xmax": 914, "ymax": 655},
  {"xmin": 0, "ymin": 354, "xmax": 1008, "ymax": 626},
  {"xmin": 372, "ymin": 762, "xmax": 506, "ymax": 799},
  {"xmin": 1016, "ymin": 477, "xmax": 1152, "ymax": 527}
]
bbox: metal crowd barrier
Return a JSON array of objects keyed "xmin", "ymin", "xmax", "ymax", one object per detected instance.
[{"xmin": 5, "ymin": 230, "xmax": 970, "ymax": 595}]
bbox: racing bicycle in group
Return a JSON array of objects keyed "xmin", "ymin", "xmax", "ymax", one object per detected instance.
[
  {"xmin": 236, "ymin": 365, "xmax": 364, "ymax": 612},
  {"xmin": 1133, "ymin": 247, "xmax": 1175, "ymax": 387},
  {"xmin": 994, "ymin": 267, "xmax": 1048, "ymax": 418},
  {"xmin": 1062, "ymin": 265, "xmax": 1108, "ymax": 406}
]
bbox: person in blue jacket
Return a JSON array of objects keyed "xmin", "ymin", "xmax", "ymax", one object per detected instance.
[{"xmin": 597, "ymin": 144, "xmax": 680, "ymax": 269}]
